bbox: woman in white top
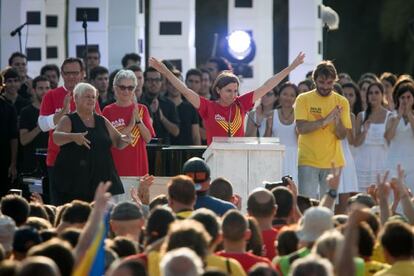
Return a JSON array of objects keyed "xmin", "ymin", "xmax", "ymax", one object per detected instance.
[
  {"xmin": 335, "ymin": 83, "xmax": 359, "ymax": 213},
  {"xmin": 245, "ymin": 88, "xmax": 278, "ymax": 137},
  {"xmin": 264, "ymin": 82, "xmax": 298, "ymax": 182},
  {"xmin": 385, "ymin": 82, "xmax": 414, "ymax": 193},
  {"xmin": 354, "ymin": 82, "xmax": 390, "ymax": 192}
]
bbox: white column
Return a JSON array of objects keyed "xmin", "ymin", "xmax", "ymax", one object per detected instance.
[
  {"xmin": 108, "ymin": 0, "xmax": 145, "ymax": 70},
  {"xmin": 227, "ymin": 0, "xmax": 274, "ymax": 94},
  {"xmin": 289, "ymin": 0, "xmax": 323, "ymax": 84},
  {"xmin": 67, "ymin": 0, "xmax": 109, "ymax": 67},
  {"xmin": 149, "ymin": 0, "xmax": 195, "ymax": 73},
  {"xmin": 45, "ymin": 0, "xmax": 66, "ymax": 68}
]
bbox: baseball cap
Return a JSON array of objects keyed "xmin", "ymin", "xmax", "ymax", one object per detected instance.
[
  {"xmin": 110, "ymin": 201, "xmax": 143, "ymax": 221},
  {"xmin": 296, "ymin": 206, "xmax": 334, "ymax": 242},
  {"xmin": 182, "ymin": 157, "xmax": 210, "ymax": 185},
  {"xmin": 0, "ymin": 215, "xmax": 16, "ymax": 252}
]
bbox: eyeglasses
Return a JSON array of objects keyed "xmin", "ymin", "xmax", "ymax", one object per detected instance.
[
  {"xmin": 117, "ymin": 85, "xmax": 135, "ymax": 91},
  {"xmin": 146, "ymin": 78, "xmax": 162, "ymax": 83}
]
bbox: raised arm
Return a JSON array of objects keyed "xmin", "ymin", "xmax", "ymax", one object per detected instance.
[
  {"xmin": 149, "ymin": 57, "xmax": 201, "ymax": 109},
  {"xmin": 252, "ymin": 52, "xmax": 305, "ymax": 102},
  {"xmin": 395, "ymin": 165, "xmax": 414, "ymax": 225},
  {"xmin": 320, "ymin": 164, "xmax": 341, "ymax": 210},
  {"xmin": 74, "ymin": 182, "xmax": 111, "ymax": 267}
]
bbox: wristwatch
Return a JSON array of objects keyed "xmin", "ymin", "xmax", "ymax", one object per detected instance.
[{"xmin": 326, "ymin": 189, "xmax": 337, "ymax": 199}]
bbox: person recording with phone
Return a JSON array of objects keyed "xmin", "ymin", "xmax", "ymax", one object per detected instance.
[
  {"xmin": 38, "ymin": 58, "xmax": 101, "ymax": 205},
  {"xmin": 149, "ymin": 53, "xmax": 305, "ymax": 145}
]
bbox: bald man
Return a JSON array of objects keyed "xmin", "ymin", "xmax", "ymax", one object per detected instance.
[{"xmin": 247, "ymin": 188, "xmax": 279, "ymax": 260}]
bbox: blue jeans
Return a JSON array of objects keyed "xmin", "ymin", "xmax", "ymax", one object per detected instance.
[{"xmin": 298, "ymin": 165, "xmax": 331, "ymax": 199}]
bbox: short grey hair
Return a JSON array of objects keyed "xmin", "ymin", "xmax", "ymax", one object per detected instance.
[
  {"xmin": 160, "ymin": 248, "xmax": 204, "ymax": 276},
  {"xmin": 312, "ymin": 229, "xmax": 344, "ymax": 263},
  {"xmin": 73, "ymin": 82, "xmax": 97, "ymax": 98},
  {"xmin": 291, "ymin": 254, "xmax": 334, "ymax": 276},
  {"xmin": 113, "ymin": 69, "xmax": 137, "ymax": 87}
]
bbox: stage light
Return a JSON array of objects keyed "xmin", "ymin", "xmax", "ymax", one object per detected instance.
[{"xmin": 228, "ymin": 30, "xmax": 252, "ymax": 60}]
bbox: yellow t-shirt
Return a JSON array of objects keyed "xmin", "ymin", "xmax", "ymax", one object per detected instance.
[
  {"xmin": 373, "ymin": 260, "xmax": 414, "ymax": 276},
  {"xmin": 206, "ymin": 254, "xmax": 247, "ymax": 276},
  {"xmin": 294, "ymin": 90, "xmax": 351, "ymax": 168}
]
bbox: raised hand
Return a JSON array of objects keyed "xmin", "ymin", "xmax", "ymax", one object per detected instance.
[
  {"xmin": 395, "ymin": 164, "xmax": 409, "ymax": 195},
  {"xmin": 138, "ymin": 174, "xmax": 154, "ymax": 205},
  {"xmin": 148, "ymin": 57, "xmax": 164, "ymax": 73},
  {"xmin": 30, "ymin": 192, "xmax": 44, "ymax": 204},
  {"xmin": 63, "ymin": 92, "xmax": 72, "ymax": 113},
  {"xmin": 363, "ymin": 120, "xmax": 371, "ymax": 133},
  {"xmin": 326, "ymin": 162, "xmax": 342, "ymax": 190},
  {"xmin": 72, "ymin": 131, "xmax": 91, "ymax": 149},
  {"xmin": 94, "ymin": 181, "xmax": 112, "ymax": 211},
  {"xmin": 290, "ymin": 52, "xmax": 305, "ymax": 69},
  {"xmin": 376, "ymin": 171, "xmax": 390, "ymax": 199}
]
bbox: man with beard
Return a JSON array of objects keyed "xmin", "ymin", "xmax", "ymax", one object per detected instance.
[
  {"xmin": 295, "ymin": 61, "xmax": 351, "ymax": 199},
  {"xmin": 19, "ymin": 76, "xmax": 50, "ymax": 173}
]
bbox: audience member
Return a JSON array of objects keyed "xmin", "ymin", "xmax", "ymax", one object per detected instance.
[
  {"xmin": 90, "ymin": 66, "xmax": 114, "ymax": 109},
  {"xmin": 103, "ymin": 69, "xmax": 154, "ymax": 177},
  {"xmin": 295, "ymin": 60, "xmax": 351, "ymax": 199},
  {"xmin": 182, "ymin": 157, "xmax": 235, "ymax": 216},
  {"xmin": 40, "ymin": 64, "xmax": 60, "ymax": 89},
  {"xmin": 19, "ymin": 76, "xmax": 49, "ymax": 173}
]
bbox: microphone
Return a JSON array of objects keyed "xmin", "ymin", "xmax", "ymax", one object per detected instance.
[{"xmin": 10, "ymin": 22, "xmax": 27, "ymax": 37}]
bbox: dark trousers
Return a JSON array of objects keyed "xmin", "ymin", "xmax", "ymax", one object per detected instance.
[{"xmin": 47, "ymin": 166, "xmax": 65, "ymax": 206}]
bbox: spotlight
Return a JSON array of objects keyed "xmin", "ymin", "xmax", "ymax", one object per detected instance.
[
  {"xmin": 228, "ymin": 31, "xmax": 252, "ymax": 60},
  {"xmin": 222, "ymin": 30, "xmax": 256, "ymax": 64}
]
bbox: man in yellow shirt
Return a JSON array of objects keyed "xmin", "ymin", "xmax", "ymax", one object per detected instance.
[
  {"xmin": 374, "ymin": 221, "xmax": 414, "ymax": 276},
  {"xmin": 295, "ymin": 61, "xmax": 351, "ymax": 199}
]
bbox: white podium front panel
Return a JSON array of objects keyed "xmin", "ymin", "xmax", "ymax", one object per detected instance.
[{"xmin": 203, "ymin": 137, "xmax": 284, "ymax": 211}]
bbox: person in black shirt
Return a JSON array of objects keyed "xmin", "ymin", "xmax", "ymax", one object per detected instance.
[
  {"xmin": 8, "ymin": 52, "xmax": 32, "ymax": 100},
  {"xmin": 2, "ymin": 68, "xmax": 30, "ymax": 115},
  {"xmin": 166, "ymin": 70, "xmax": 200, "ymax": 145},
  {"xmin": 90, "ymin": 66, "xmax": 114, "ymax": 109},
  {"xmin": 141, "ymin": 67, "xmax": 179, "ymax": 144},
  {"xmin": 0, "ymin": 76, "xmax": 18, "ymax": 196},
  {"xmin": 19, "ymin": 76, "xmax": 50, "ymax": 173}
]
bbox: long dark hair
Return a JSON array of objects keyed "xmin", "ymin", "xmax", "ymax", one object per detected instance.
[
  {"xmin": 395, "ymin": 82, "xmax": 414, "ymax": 110},
  {"xmin": 277, "ymin": 82, "xmax": 298, "ymax": 109},
  {"xmin": 342, "ymin": 82, "xmax": 363, "ymax": 116},
  {"xmin": 364, "ymin": 82, "xmax": 384, "ymax": 123}
]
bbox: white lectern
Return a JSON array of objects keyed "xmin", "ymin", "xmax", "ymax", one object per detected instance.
[{"xmin": 203, "ymin": 137, "xmax": 285, "ymax": 210}]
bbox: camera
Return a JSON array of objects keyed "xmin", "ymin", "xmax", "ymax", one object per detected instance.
[{"xmin": 264, "ymin": 175, "xmax": 293, "ymax": 190}]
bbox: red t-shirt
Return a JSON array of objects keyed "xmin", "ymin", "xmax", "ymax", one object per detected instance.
[
  {"xmin": 216, "ymin": 251, "xmax": 273, "ymax": 272},
  {"xmin": 39, "ymin": 86, "xmax": 101, "ymax": 166},
  {"xmin": 262, "ymin": 228, "xmax": 279, "ymax": 261},
  {"xmin": 198, "ymin": 92, "xmax": 254, "ymax": 145},
  {"xmin": 102, "ymin": 103, "xmax": 155, "ymax": 176}
]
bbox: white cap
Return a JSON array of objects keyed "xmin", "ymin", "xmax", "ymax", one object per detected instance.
[{"xmin": 296, "ymin": 206, "xmax": 334, "ymax": 242}]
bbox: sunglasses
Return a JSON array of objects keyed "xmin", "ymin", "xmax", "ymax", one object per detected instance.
[{"xmin": 117, "ymin": 85, "xmax": 135, "ymax": 91}]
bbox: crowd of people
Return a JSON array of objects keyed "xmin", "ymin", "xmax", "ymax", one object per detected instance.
[{"xmin": 0, "ymin": 48, "xmax": 413, "ymax": 275}]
